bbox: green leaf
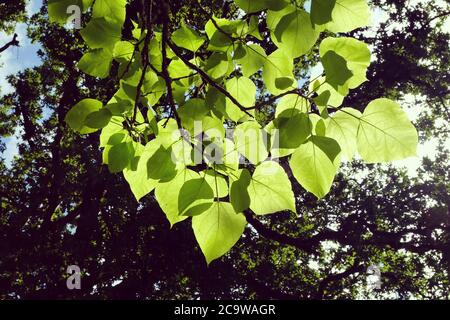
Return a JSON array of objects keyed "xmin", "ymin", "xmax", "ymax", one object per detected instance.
[
  {"xmin": 327, "ymin": 107, "xmax": 362, "ymax": 160},
  {"xmin": 171, "ymin": 137, "xmax": 194, "ymax": 168},
  {"xmin": 102, "ymin": 132, "xmax": 127, "ymax": 165},
  {"xmin": 234, "ymin": 121, "xmax": 268, "ymax": 165},
  {"xmin": 155, "ymin": 169, "xmax": 199, "ymax": 226},
  {"xmin": 80, "ymin": 17, "xmax": 122, "ymax": 50},
  {"xmin": 204, "ymin": 170, "xmax": 229, "ymax": 198},
  {"xmin": 265, "ymin": 120, "xmax": 294, "ymax": 158},
  {"xmin": 320, "ymin": 37, "xmax": 371, "ymax": 94},
  {"xmin": 123, "ymin": 143, "xmax": 159, "ymax": 201},
  {"xmin": 65, "ymin": 98, "xmax": 103, "ymax": 134},
  {"xmin": 108, "ymin": 141, "xmax": 132, "ymax": 173},
  {"xmin": 113, "ymin": 41, "xmax": 135, "ymax": 62},
  {"xmin": 48, "ymin": 0, "xmax": 89, "ymax": 25},
  {"xmin": 106, "ymin": 100, "xmax": 132, "ymax": 116},
  {"xmin": 235, "ymin": 44, "xmax": 267, "ymax": 77},
  {"xmin": 114, "ymin": 80, "xmax": 138, "ymax": 104},
  {"xmin": 155, "ymin": 118, "xmax": 181, "ymax": 148},
  {"xmin": 248, "ymin": 16, "xmax": 263, "ymax": 40},
  {"xmin": 100, "ymin": 117, "xmax": 125, "ymax": 147},
  {"xmin": 204, "ymin": 138, "xmax": 240, "ymax": 173},
  {"xmin": 308, "ymin": 114, "xmax": 327, "ymax": 136},
  {"xmin": 235, "ymin": 0, "xmax": 288, "ymax": 13},
  {"xmin": 265, "ymin": 0, "xmax": 289, "ymax": 10},
  {"xmin": 357, "ymin": 98, "xmax": 418, "ymax": 163},
  {"xmin": 226, "ymin": 76, "xmax": 256, "ymax": 107},
  {"xmin": 168, "ymin": 58, "xmax": 192, "ymax": 79},
  {"xmin": 229, "ymin": 169, "xmax": 251, "ymax": 213},
  {"xmin": 290, "ymin": 136, "xmax": 341, "ymax": 199},
  {"xmin": 248, "ymin": 161, "xmax": 296, "ymax": 215},
  {"xmin": 312, "ymin": 116, "xmax": 328, "ymax": 136},
  {"xmin": 272, "ymin": 10, "xmax": 319, "ymax": 59},
  {"xmin": 84, "ymin": 108, "xmax": 112, "ymax": 129},
  {"xmin": 310, "ymin": 0, "xmax": 335, "ymax": 25},
  {"xmin": 311, "ymin": 0, "xmax": 370, "ymax": 33},
  {"xmin": 178, "ymin": 177, "xmax": 215, "ymax": 216},
  {"xmin": 273, "ymin": 110, "xmax": 312, "ymax": 149},
  {"xmin": 178, "ymin": 98, "xmax": 210, "ymax": 133},
  {"xmin": 266, "ymin": 5, "xmax": 296, "ymax": 31},
  {"xmin": 321, "ymin": 51, "xmax": 353, "ymax": 88},
  {"xmin": 233, "ymin": 0, "xmax": 268, "ymax": 13},
  {"xmin": 205, "ymin": 17, "xmax": 238, "ymax": 52},
  {"xmin": 202, "ymin": 116, "xmax": 226, "ymax": 139},
  {"xmin": 310, "ymin": 77, "xmax": 345, "ymax": 108},
  {"xmin": 143, "ymin": 74, "xmax": 165, "ymax": 106},
  {"xmin": 92, "ymin": 0, "xmax": 126, "ymax": 23},
  {"xmin": 172, "ymin": 25, "xmax": 205, "ymax": 52},
  {"xmin": 147, "ymin": 146, "xmax": 178, "ymax": 181},
  {"xmin": 275, "ymin": 94, "xmax": 310, "ymax": 117},
  {"xmin": 225, "ymin": 77, "xmax": 256, "ymax": 122},
  {"xmin": 205, "ymin": 52, "xmax": 232, "ymax": 79},
  {"xmin": 263, "ymin": 49, "xmax": 295, "ymax": 95},
  {"xmin": 77, "ymin": 48, "xmax": 113, "ymax": 79},
  {"xmin": 192, "ymin": 202, "xmax": 247, "ymax": 264}
]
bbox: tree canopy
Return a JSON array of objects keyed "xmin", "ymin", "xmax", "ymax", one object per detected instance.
[{"xmin": 0, "ymin": 0, "xmax": 449, "ymax": 299}]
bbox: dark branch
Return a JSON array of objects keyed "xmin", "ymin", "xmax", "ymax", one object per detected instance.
[
  {"xmin": 161, "ymin": 2, "xmax": 182, "ymax": 128},
  {"xmin": 244, "ymin": 211, "xmax": 322, "ymax": 253},
  {"xmin": 132, "ymin": 0, "xmax": 152, "ymax": 122},
  {"xmin": 248, "ymin": 88, "xmax": 310, "ymax": 110},
  {"xmin": 168, "ymin": 41, "xmax": 254, "ymax": 118},
  {"xmin": 245, "ymin": 210, "xmax": 441, "ymax": 256},
  {"xmin": 0, "ymin": 33, "xmax": 19, "ymax": 54},
  {"xmin": 315, "ymin": 261, "xmax": 364, "ymax": 299}
]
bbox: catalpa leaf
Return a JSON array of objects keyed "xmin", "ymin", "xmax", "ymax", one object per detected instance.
[
  {"xmin": 357, "ymin": 98, "xmax": 418, "ymax": 163},
  {"xmin": 272, "ymin": 9, "xmax": 319, "ymax": 59},
  {"xmin": 178, "ymin": 176, "xmax": 215, "ymax": 216},
  {"xmin": 77, "ymin": 48, "xmax": 113, "ymax": 79},
  {"xmin": 172, "ymin": 25, "xmax": 205, "ymax": 52},
  {"xmin": 311, "ymin": 0, "xmax": 371, "ymax": 33},
  {"xmin": 65, "ymin": 98, "xmax": 103, "ymax": 134},
  {"xmin": 248, "ymin": 161, "xmax": 296, "ymax": 215},
  {"xmin": 156, "ymin": 169, "xmax": 199, "ymax": 226},
  {"xmin": 290, "ymin": 136, "xmax": 341, "ymax": 199},
  {"xmin": 320, "ymin": 37, "xmax": 371, "ymax": 94},
  {"xmin": 192, "ymin": 202, "xmax": 247, "ymax": 264},
  {"xmin": 327, "ymin": 107, "xmax": 362, "ymax": 160}
]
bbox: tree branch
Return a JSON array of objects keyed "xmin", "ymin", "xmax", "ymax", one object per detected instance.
[
  {"xmin": 427, "ymin": 10, "xmax": 450, "ymax": 24},
  {"xmin": 168, "ymin": 41, "xmax": 254, "ymax": 118},
  {"xmin": 244, "ymin": 211, "xmax": 324, "ymax": 253},
  {"xmin": 194, "ymin": 0, "xmax": 238, "ymax": 42},
  {"xmin": 132, "ymin": 0, "xmax": 152, "ymax": 122},
  {"xmin": 248, "ymin": 88, "xmax": 310, "ymax": 110},
  {"xmin": 0, "ymin": 33, "xmax": 19, "ymax": 54},
  {"xmin": 245, "ymin": 210, "xmax": 441, "ymax": 256},
  {"xmin": 161, "ymin": 2, "xmax": 182, "ymax": 128},
  {"xmin": 315, "ymin": 261, "xmax": 364, "ymax": 299}
]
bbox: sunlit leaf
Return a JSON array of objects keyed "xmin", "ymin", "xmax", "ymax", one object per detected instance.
[{"xmin": 192, "ymin": 202, "xmax": 246, "ymax": 264}]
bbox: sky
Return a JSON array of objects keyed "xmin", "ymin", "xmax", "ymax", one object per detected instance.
[
  {"xmin": 0, "ymin": 0, "xmax": 42, "ymax": 93},
  {"xmin": 0, "ymin": 0, "xmax": 449, "ymax": 176},
  {"xmin": 0, "ymin": 0, "xmax": 42, "ymax": 164}
]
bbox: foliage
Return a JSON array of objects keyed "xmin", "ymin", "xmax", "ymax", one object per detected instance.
[
  {"xmin": 52, "ymin": 0, "xmax": 418, "ymax": 263},
  {"xmin": 0, "ymin": 0, "xmax": 448, "ymax": 299}
]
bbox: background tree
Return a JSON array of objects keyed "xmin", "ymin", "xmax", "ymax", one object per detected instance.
[{"xmin": 0, "ymin": 0, "xmax": 449, "ymax": 299}]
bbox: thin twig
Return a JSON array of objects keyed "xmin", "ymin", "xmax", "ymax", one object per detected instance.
[
  {"xmin": 248, "ymin": 88, "xmax": 311, "ymax": 110},
  {"xmin": 161, "ymin": 2, "xmax": 182, "ymax": 128},
  {"xmin": 168, "ymin": 41, "xmax": 254, "ymax": 118},
  {"xmin": 132, "ymin": 0, "xmax": 153, "ymax": 122}
]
